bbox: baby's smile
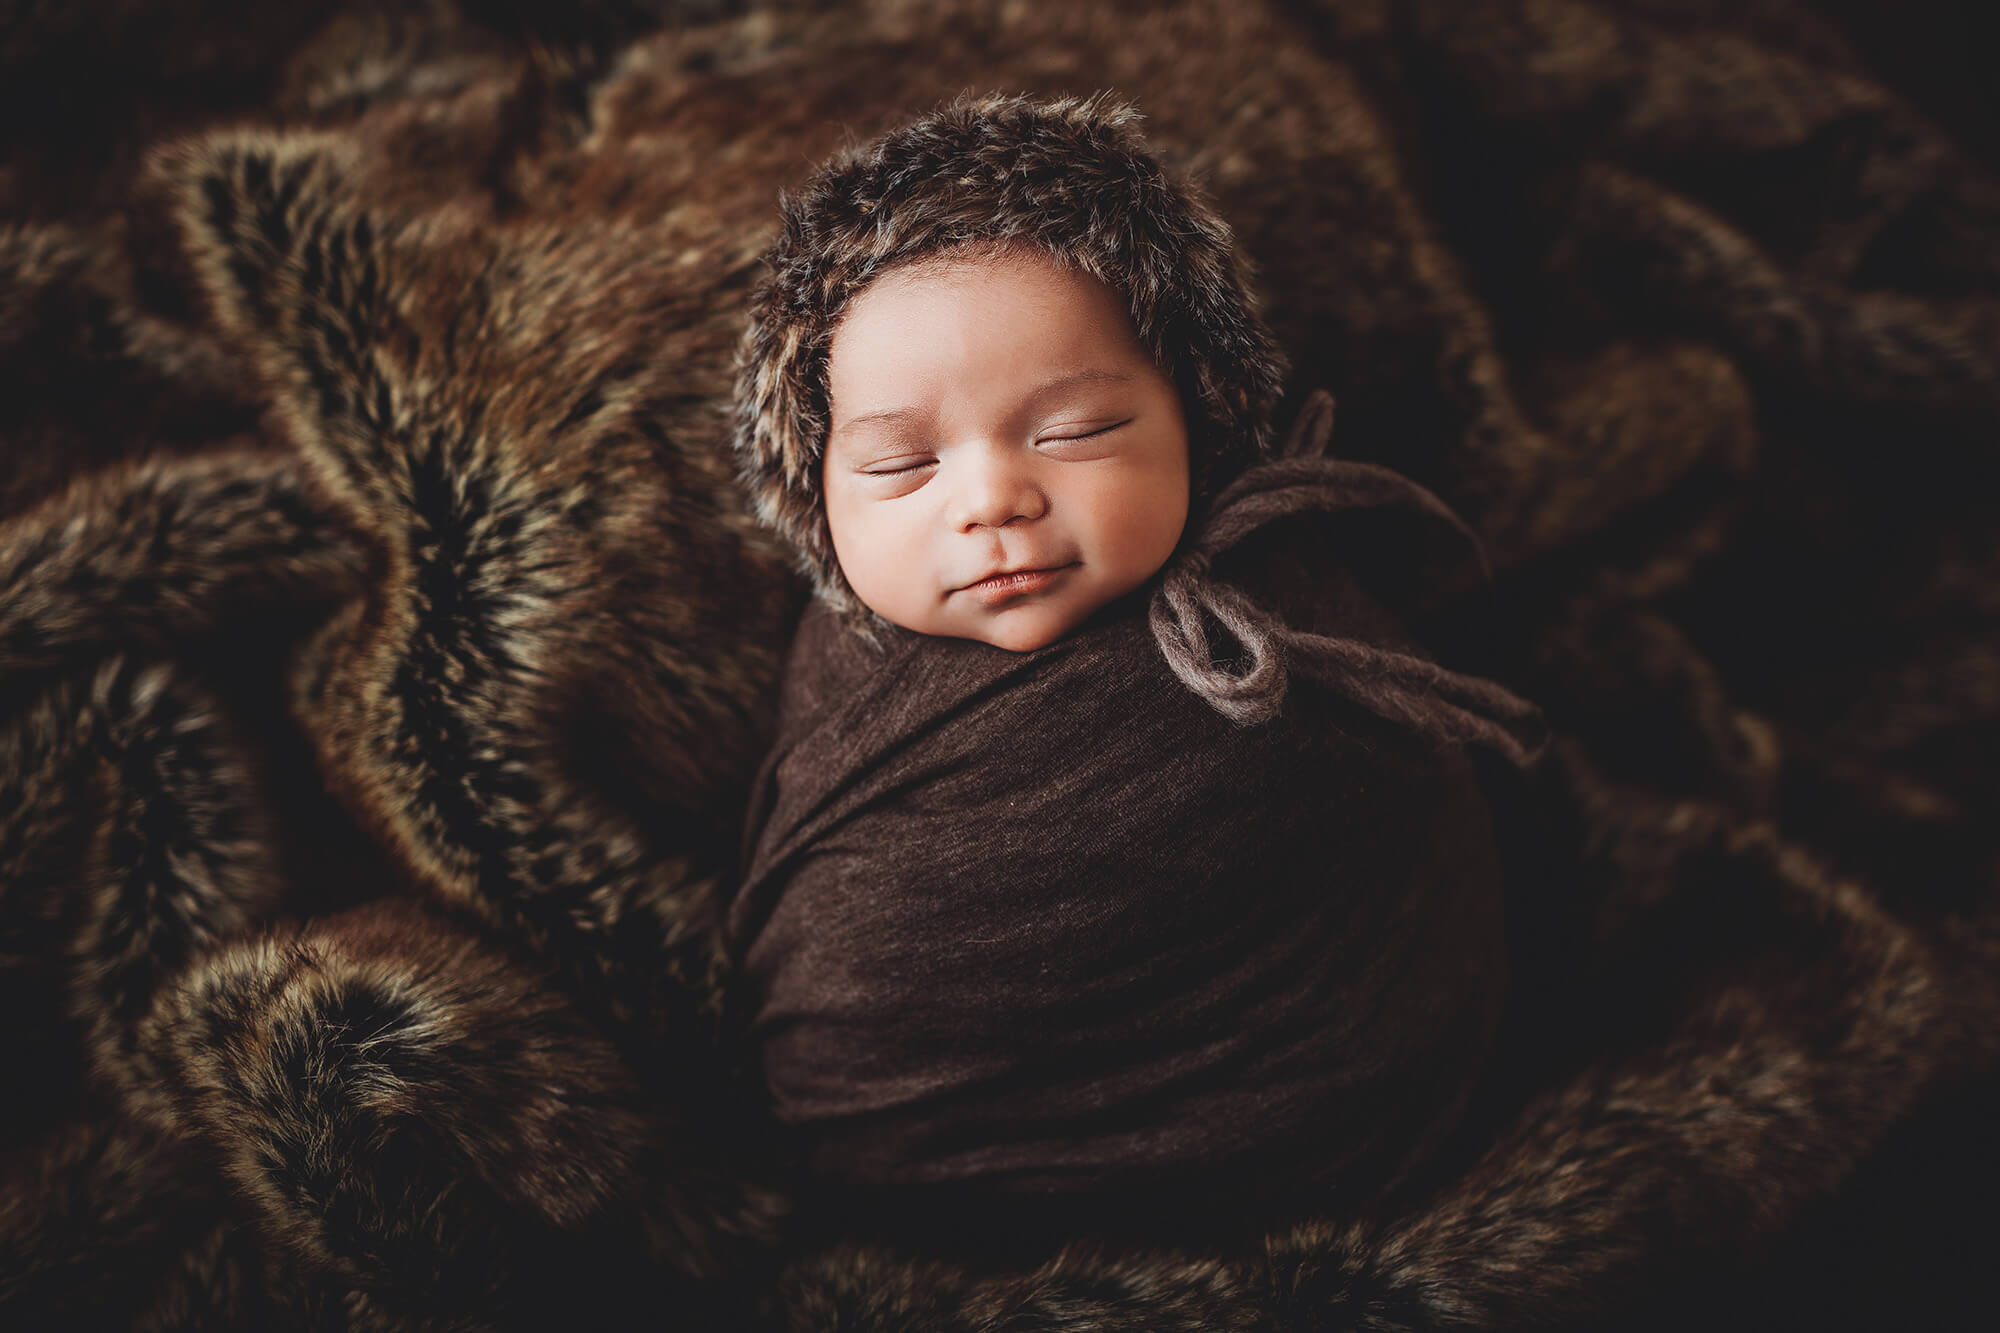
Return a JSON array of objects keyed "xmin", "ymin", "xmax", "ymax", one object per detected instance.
[{"xmin": 953, "ymin": 561, "xmax": 1081, "ymax": 606}]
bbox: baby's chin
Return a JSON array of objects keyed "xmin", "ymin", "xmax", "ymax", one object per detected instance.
[
  {"xmin": 901, "ymin": 604, "xmax": 1084, "ymax": 653},
  {"xmin": 967, "ymin": 614, "xmax": 1072, "ymax": 653}
]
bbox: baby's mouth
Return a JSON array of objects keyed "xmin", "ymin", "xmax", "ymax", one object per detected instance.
[{"xmin": 956, "ymin": 562, "xmax": 1079, "ymax": 598}]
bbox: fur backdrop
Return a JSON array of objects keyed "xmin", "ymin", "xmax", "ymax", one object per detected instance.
[{"xmin": 4, "ymin": 0, "xmax": 1998, "ymax": 1328}]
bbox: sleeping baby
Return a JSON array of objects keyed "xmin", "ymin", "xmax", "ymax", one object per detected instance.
[{"xmin": 725, "ymin": 91, "xmax": 1547, "ymax": 1259}]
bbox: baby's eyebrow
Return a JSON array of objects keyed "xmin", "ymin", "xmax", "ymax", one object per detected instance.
[
  {"xmin": 831, "ymin": 404, "xmax": 929, "ymax": 440},
  {"xmin": 831, "ymin": 367, "xmax": 1136, "ymax": 441}
]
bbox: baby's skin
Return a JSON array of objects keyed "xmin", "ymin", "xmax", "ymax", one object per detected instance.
[{"xmin": 822, "ymin": 247, "xmax": 1190, "ymax": 652}]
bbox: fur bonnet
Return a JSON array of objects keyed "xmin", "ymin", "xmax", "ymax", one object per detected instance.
[{"xmin": 732, "ymin": 89, "xmax": 1290, "ymax": 620}]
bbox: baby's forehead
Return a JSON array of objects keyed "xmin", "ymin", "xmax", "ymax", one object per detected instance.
[{"xmin": 833, "ymin": 251, "xmax": 1158, "ymax": 379}]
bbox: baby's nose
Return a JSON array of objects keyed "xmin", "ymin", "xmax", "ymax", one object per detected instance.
[{"xmin": 953, "ymin": 450, "xmax": 1047, "ymax": 531}]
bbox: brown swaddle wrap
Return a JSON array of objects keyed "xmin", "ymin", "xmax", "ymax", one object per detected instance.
[{"xmin": 727, "ymin": 394, "xmax": 1546, "ymax": 1239}]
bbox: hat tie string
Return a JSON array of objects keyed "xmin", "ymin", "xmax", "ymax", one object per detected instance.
[{"xmin": 1147, "ymin": 389, "xmax": 1549, "ymax": 767}]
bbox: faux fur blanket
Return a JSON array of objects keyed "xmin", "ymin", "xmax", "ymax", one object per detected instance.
[{"xmin": 4, "ymin": 1, "xmax": 1999, "ymax": 1329}]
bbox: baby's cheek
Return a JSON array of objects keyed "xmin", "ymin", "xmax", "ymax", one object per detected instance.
[
  {"xmin": 853, "ymin": 524, "xmax": 970, "ymax": 638},
  {"xmin": 1097, "ymin": 474, "xmax": 1188, "ymax": 585},
  {"xmin": 827, "ymin": 498, "xmax": 904, "ymax": 617}
]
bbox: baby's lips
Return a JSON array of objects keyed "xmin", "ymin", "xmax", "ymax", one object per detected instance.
[
  {"xmin": 956, "ymin": 564, "xmax": 1080, "ymax": 607},
  {"xmin": 956, "ymin": 560, "xmax": 1077, "ymax": 591}
]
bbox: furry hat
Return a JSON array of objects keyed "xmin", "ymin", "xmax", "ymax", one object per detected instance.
[{"xmin": 732, "ymin": 89, "xmax": 1289, "ymax": 620}]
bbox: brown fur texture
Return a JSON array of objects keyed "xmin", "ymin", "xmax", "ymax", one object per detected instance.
[
  {"xmin": 0, "ymin": 221, "xmax": 267, "ymax": 520},
  {"xmin": 0, "ymin": 1114, "xmax": 265, "ymax": 1328},
  {"xmin": 0, "ymin": 449, "xmax": 374, "ymax": 683},
  {"xmin": 152, "ymin": 119, "xmax": 799, "ymax": 1069},
  {"xmin": 3, "ymin": 0, "xmax": 1998, "ymax": 1329},
  {"xmin": 0, "ymin": 655, "xmax": 285, "ymax": 1130},
  {"xmin": 133, "ymin": 896, "xmax": 785, "ymax": 1326}
]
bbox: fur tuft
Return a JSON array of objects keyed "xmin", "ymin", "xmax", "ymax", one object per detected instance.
[
  {"xmin": 0, "ymin": 448, "xmax": 374, "ymax": 685},
  {"xmin": 0, "ymin": 655, "xmax": 285, "ymax": 1127},
  {"xmin": 138, "ymin": 896, "xmax": 786, "ymax": 1323}
]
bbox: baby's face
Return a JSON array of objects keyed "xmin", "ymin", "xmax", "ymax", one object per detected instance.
[{"xmin": 822, "ymin": 248, "xmax": 1190, "ymax": 652}]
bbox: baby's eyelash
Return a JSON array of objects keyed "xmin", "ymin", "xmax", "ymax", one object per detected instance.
[
  {"xmin": 863, "ymin": 457, "xmax": 934, "ymax": 476},
  {"xmin": 1045, "ymin": 421, "xmax": 1127, "ymax": 442}
]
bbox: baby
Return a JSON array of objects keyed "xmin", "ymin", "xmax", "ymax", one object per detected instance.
[{"xmin": 726, "ymin": 92, "xmax": 1543, "ymax": 1256}]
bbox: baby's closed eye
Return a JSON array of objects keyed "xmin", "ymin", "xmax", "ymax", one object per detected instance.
[
  {"xmin": 1037, "ymin": 420, "xmax": 1129, "ymax": 454},
  {"xmin": 858, "ymin": 454, "xmax": 937, "ymax": 476}
]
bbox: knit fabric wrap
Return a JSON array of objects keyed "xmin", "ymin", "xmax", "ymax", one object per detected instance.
[
  {"xmin": 732, "ymin": 90, "xmax": 1288, "ymax": 623},
  {"xmin": 726, "ymin": 453, "xmax": 1524, "ymax": 1227}
]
